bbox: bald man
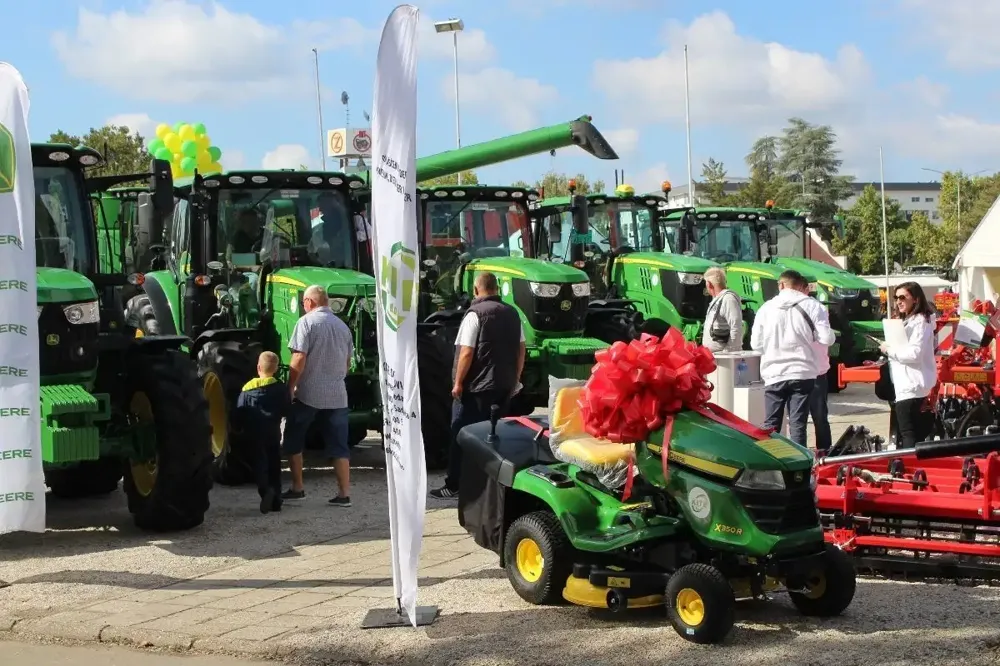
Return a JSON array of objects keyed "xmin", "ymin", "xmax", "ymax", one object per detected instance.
[
  {"xmin": 430, "ymin": 272, "xmax": 525, "ymax": 500},
  {"xmin": 283, "ymin": 284, "xmax": 355, "ymax": 506}
]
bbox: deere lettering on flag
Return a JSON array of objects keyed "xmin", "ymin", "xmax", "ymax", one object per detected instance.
[
  {"xmin": 370, "ymin": 4, "xmax": 425, "ymax": 626},
  {"xmin": 0, "ymin": 62, "xmax": 45, "ymax": 535}
]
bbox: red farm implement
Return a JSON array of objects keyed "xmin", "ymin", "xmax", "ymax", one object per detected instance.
[{"xmin": 814, "ymin": 436, "xmax": 1000, "ymax": 583}]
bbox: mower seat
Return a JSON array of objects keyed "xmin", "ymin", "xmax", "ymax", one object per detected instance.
[{"xmin": 551, "ymin": 386, "xmax": 635, "ymax": 471}]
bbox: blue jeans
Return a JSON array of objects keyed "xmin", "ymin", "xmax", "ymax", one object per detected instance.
[
  {"xmin": 282, "ymin": 401, "xmax": 350, "ymax": 460},
  {"xmin": 763, "ymin": 378, "xmax": 816, "ymax": 447},
  {"xmin": 809, "ymin": 374, "xmax": 832, "ymax": 453}
]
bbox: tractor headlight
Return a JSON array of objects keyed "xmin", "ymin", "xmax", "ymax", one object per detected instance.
[
  {"xmin": 63, "ymin": 301, "xmax": 99, "ymax": 325},
  {"xmin": 734, "ymin": 469, "xmax": 785, "ymax": 491},
  {"xmin": 832, "ymin": 287, "xmax": 860, "ymax": 298},
  {"xmin": 869, "ymin": 288, "xmax": 881, "ymax": 298},
  {"xmin": 361, "ymin": 296, "xmax": 376, "ymax": 313},
  {"xmin": 571, "ymin": 282, "xmax": 590, "ymax": 297},
  {"xmin": 678, "ymin": 272, "xmax": 704, "ymax": 285},
  {"xmin": 329, "ymin": 297, "xmax": 348, "ymax": 314},
  {"xmin": 529, "ymin": 282, "xmax": 561, "ymax": 298}
]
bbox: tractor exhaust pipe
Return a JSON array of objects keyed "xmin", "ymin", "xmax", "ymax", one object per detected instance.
[{"xmin": 818, "ymin": 431, "xmax": 1000, "ymax": 466}]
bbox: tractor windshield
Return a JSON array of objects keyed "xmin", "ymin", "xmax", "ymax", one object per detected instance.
[
  {"xmin": 423, "ymin": 199, "xmax": 529, "ymax": 259},
  {"xmin": 34, "ymin": 166, "xmax": 94, "ymax": 275},
  {"xmin": 688, "ymin": 220, "xmax": 760, "ymax": 263},
  {"xmin": 218, "ymin": 188, "xmax": 356, "ymax": 270},
  {"xmin": 593, "ymin": 200, "xmax": 660, "ymax": 251}
]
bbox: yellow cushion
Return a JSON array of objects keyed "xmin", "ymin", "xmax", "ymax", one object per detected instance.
[{"xmin": 550, "ymin": 386, "xmax": 634, "ymax": 467}]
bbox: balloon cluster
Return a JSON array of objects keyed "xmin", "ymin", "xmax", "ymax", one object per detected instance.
[
  {"xmin": 149, "ymin": 122, "xmax": 224, "ymax": 180},
  {"xmin": 580, "ymin": 328, "xmax": 716, "ymax": 443}
]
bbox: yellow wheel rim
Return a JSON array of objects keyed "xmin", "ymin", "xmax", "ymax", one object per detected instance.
[
  {"xmin": 129, "ymin": 392, "xmax": 158, "ymax": 498},
  {"xmin": 675, "ymin": 588, "xmax": 705, "ymax": 627},
  {"xmin": 515, "ymin": 538, "xmax": 544, "ymax": 583},
  {"xmin": 134, "ymin": 329, "xmax": 144, "ymax": 338},
  {"xmin": 803, "ymin": 573, "xmax": 827, "ymax": 600},
  {"xmin": 203, "ymin": 371, "xmax": 227, "ymax": 458}
]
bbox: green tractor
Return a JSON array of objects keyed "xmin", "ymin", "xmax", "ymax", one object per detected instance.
[
  {"xmin": 32, "ymin": 142, "xmax": 214, "ymax": 531},
  {"xmin": 528, "ymin": 182, "xmax": 719, "ymax": 342},
  {"xmin": 414, "ymin": 183, "xmax": 617, "ymax": 418},
  {"xmin": 456, "ymin": 382, "xmax": 856, "ymax": 644},
  {"xmin": 668, "ymin": 205, "xmax": 882, "ymax": 389},
  {"xmin": 124, "ymin": 169, "xmax": 381, "ymax": 483}
]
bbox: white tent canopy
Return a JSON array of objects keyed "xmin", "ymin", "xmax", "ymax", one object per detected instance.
[{"xmin": 953, "ymin": 193, "xmax": 1000, "ymax": 310}]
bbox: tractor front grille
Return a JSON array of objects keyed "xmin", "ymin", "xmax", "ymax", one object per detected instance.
[
  {"xmin": 38, "ymin": 304, "xmax": 99, "ymax": 377},
  {"xmin": 659, "ymin": 270, "xmax": 711, "ymax": 321},
  {"xmin": 734, "ymin": 472, "xmax": 820, "ymax": 535},
  {"xmin": 512, "ymin": 280, "xmax": 588, "ymax": 332}
]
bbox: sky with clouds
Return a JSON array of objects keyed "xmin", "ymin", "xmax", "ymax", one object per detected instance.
[{"xmin": 6, "ymin": 0, "xmax": 1000, "ymax": 193}]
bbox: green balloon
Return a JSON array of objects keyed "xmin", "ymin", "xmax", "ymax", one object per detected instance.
[
  {"xmin": 172, "ymin": 122, "xmax": 183, "ymax": 132},
  {"xmin": 181, "ymin": 139, "xmax": 198, "ymax": 158},
  {"xmin": 154, "ymin": 147, "xmax": 172, "ymax": 162},
  {"xmin": 208, "ymin": 145, "xmax": 222, "ymax": 161},
  {"xmin": 148, "ymin": 138, "xmax": 165, "ymax": 154},
  {"xmin": 180, "ymin": 156, "xmax": 197, "ymax": 173},
  {"xmin": 193, "ymin": 123, "xmax": 207, "ymax": 136}
]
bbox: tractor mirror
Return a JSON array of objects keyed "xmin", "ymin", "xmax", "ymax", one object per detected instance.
[
  {"xmin": 547, "ymin": 218, "xmax": 562, "ymax": 244},
  {"xmin": 767, "ymin": 227, "xmax": 779, "ymax": 256},
  {"xmin": 570, "ymin": 194, "xmax": 589, "ymax": 234},
  {"xmin": 135, "ymin": 192, "xmax": 155, "ymax": 262},
  {"xmin": 148, "ymin": 158, "xmax": 175, "ymax": 217}
]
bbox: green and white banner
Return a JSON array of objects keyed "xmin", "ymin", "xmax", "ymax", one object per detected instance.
[{"xmin": 0, "ymin": 62, "xmax": 45, "ymax": 535}]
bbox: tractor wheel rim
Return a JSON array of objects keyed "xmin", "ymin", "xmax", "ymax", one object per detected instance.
[
  {"xmin": 804, "ymin": 573, "xmax": 827, "ymax": 600},
  {"xmin": 129, "ymin": 391, "xmax": 158, "ymax": 498},
  {"xmin": 203, "ymin": 371, "xmax": 227, "ymax": 458},
  {"xmin": 515, "ymin": 538, "xmax": 544, "ymax": 583},
  {"xmin": 675, "ymin": 588, "xmax": 705, "ymax": 627}
]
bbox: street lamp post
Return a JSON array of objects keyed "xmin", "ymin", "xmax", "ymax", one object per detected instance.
[
  {"xmin": 435, "ymin": 18, "xmax": 465, "ymax": 185},
  {"xmin": 312, "ymin": 48, "xmax": 326, "ymax": 171},
  {"xmin": 921, "ymin": 166, "xmax": 993, "ymax": 235}
]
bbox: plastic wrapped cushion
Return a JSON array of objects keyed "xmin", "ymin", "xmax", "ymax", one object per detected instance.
[{"xmin": 547, "ymin": 376, "xmax": 634, "ymax": 489}]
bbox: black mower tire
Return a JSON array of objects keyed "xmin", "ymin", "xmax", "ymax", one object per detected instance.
[
  {"xmin": 125, "ymin": 293, "xmax": 161, "ymax": 336},
  {"xmin": 123, "ymin": 349, "xmax": 214, "ymax": 532},
  {"xmin": 503, "ymin": 511, "xmax": 573, "ymax": 606},
  {"xmin": 196, "ymin": 340, "xmax": 260, "ymax": 487},
  {"xmin": 46, "ymin": 457, "xmax": 123, "ymax": 499},
  {"xmin": 665, "ymin": 563, "xmax": 735, "ymax": 644},
  {"xmin": 417, "ymin": 327, "xmax": 454, "ymax": 470},
  {"xmin": 788, "ymin": 544, "xmax": 857, "ymax": 617}
]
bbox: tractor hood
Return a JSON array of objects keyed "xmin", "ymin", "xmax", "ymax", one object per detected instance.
[
  {"xmin": 469, "ymin": 256, "xmax": 588, "ymax": 283},
  {"xmin": 270, "ymin": 266, "xmax": 376, "ymax": 297},
  {"xmin": 665, "ymin": 409, "xmax": 814, "ymax": 475},
  {"xmin": 725, "ymin": 261, "xmax": 820, "ymax": 283},
  {"xmin": 619, "ymin": 251, "xmax": 720, "ymax": 273},
  {"xmin": 36, "ymin": 268, "xmax": 98, "ymax": 304},
  {"xmin": 766, "ymin": 257, "xmax": 877, "ymax": 291}
]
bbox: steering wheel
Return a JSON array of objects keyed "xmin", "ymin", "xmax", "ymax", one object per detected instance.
[{"xmin": 713, "ymin": 252, "xmax": 737, "ymax": 263}]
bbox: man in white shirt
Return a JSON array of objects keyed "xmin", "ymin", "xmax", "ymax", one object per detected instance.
[{"xmin": 751, "ymin": 270, "xmax": 835, "ymax": 447}]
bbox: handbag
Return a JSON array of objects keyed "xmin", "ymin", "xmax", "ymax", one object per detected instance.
[{"xmin": 874, "ymin": 361, "xmax": 895, "ymax": 401}]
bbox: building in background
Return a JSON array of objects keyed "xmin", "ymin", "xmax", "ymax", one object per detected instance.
[{"xmin": 666, "ymin": 179, "xmax": 942, "ymax": 222}]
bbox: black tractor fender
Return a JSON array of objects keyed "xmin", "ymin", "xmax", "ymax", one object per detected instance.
[
  {"xmin": 190, "ymin": 328, "xmax": 260, "ymax": 358},
  {"xmin": 136, "ymin": 278, "xmax": 177, "ymax": 335},
  {"xmin": 423, "ymin": 309, "xmax": 466, "ymax": 327},
  {"xmin": 129, "ymin": 334, "xmax": 192, "ymax": 355},
  {"xmin": 588, "ymin": 298, "xmax": 637, "ymax": 311}
]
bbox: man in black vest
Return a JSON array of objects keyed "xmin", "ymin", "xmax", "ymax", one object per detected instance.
[{"xmin": 430, "ymin": 272, "xmax": 525, "ymax": 499}]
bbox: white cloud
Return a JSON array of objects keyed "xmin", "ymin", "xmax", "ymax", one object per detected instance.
[
  {"xmin": 895, "ymin": 0, "xmax": 1000, "ymax": 70},
  {"xmin": 52, "ymin": 0, "xmax": 374, "ymax": 104},
  {"xmin": 105, "ymin": 113, "xmax": 159, "ymax": 141},
  {"xmin": 592, "ymin": 11, "xmax": 871, "ymax": 127},
  {"xmin": 261, "ymin": 144, "xmax": 313, "ymax": 170},
  {"xmin": 222, "ymin": 149, "xmax": 246, "ymax": 170},
  {"xmin": 629, "ymin": 163, "xmax": 673, "ymax": 196},
  {"xmin": 603, "ymin": 128, "xmax": 640, "ymax": 157},
  {"xmin": 442, "ymin": 67, "xmax": 558, "ymax": 132}
]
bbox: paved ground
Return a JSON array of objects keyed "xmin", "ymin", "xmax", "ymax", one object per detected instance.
[
  {"xmin": 3, "ymin": 386, "xmax": 998, "ymax": 666},
  {"xmin": 6, "ymin": 641, "xmax": 274, "ymax": 665}
]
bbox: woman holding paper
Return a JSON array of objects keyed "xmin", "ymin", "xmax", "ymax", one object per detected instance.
[{"xmin": 880, "ymin": 282, "xmax": 937, "ymax": 447}]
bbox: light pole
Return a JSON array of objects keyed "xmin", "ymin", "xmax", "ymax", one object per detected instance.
[
  {"xmin": 921, "ymin": 166, "xmax": 993, "ymax": 235},
  {"xmin": 312, "ymin": 48, "xmax": 326, "ymax": 171},
  {"xmin": 435, "ymin": 18, "xmax": 464, "ymax": 184}
]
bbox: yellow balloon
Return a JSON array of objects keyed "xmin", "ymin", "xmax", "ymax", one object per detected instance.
[
  {"xmin": 155, "ymin": 123, "xmax": 171, "ymax": 139},
  {"xmin": 163, "ymin": 132, "xmax": 181, "ymax": 154},
  {"xmin": 197, "ymin": 135, "xmax": 210, "ymax": 151},
  {"xmin": 170, "ymin": 166, "xmax": 183, "ymax": 180},
  {"xmin": 178, "ymin": 124, "xmax": 196, "ymax": 142},
  {"xmin": 208, "ymin": 161, "xmax": 222, "ymax": 173}
]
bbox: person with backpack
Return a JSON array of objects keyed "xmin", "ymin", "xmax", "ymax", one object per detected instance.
[
  {"xmin": 702, "ymin": 267, "xmax": 744, "ymax": 353},
  {"xmin": 751, "ymin": 270, "xmax": 835, "ymax": 447}
]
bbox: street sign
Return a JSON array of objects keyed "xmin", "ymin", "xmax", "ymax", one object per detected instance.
[{"xmin": 328, "ymin": 128, "xmax": 373, "ymax": 158}]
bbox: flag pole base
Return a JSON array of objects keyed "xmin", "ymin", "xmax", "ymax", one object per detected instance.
[{"xmin": 360, "ymin": 605, "xmax": 439, "ymax": 629}]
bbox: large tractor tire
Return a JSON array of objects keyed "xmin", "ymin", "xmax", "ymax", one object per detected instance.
[
  {"xmin": 46, "ymin": 457, "xmax": 124, "ymax": 499},
  {"xmin": 585, "ymin": 309, "xmax": 643, "ymax": 345},
  {"xmin": 417, "ymin": 327, "xmax": 455, "ymax": 470},
  {"xmin": 123, "ymin": 349, "xmax": 214, "ymax": 532},
  {"xmin": 196, "ymin": 340, "xmax": 259, "ymax": 487},
  {"xmin": 125, "ymin": 293, "xmax": 161, "ymax": 336}
]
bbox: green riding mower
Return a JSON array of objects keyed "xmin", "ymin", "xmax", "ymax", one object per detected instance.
[{"xmin": 456, "ymin": 382, "xmax": 856, "ymax": 643}]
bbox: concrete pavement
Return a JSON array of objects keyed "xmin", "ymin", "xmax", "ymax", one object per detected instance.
[{"xmin": 3, "ymin": 641, "xmax": 274, "ymax": 666}]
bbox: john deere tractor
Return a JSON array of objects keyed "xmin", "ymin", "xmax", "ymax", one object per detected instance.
[
  {"xmin": 529, "ymin": 182, "xmax": 718, "ymax": 342},
  {"xmin": 124, "ymin": 169, "xmax": 381, "ymax": 484},
  {"xmin": 32, "ymin": 142, "xmax": 214, "ymax": 531},
  {"xmin": 668, "ymin": 205, "xmax": 881, "ymax": 390}
]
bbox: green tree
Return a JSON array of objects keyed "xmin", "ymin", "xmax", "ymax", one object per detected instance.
[
  {"xmin": 776, "ymin": 117, "xmax": 854, "ymax": 223},
  {"xmin": 832, "ymin": 184, "xmax": 908, "ymax": 274},
  {"xmin": 417, "ymin": 169, "xmax": 479, "ymax": 186},
  {"xmin": 699, "ymin": 157, "xmax": 729, "ymax": 205},
  {"xmin": 48, "ymin": 124, "xmax": 150, "ymax": 178},
  {"xmin": 528, "ymin": 171, "xmax": 606, "ymax": 198},
  {"xmin": 745, "ymin": 136, "xmax": 780, "ymax": 180}
]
